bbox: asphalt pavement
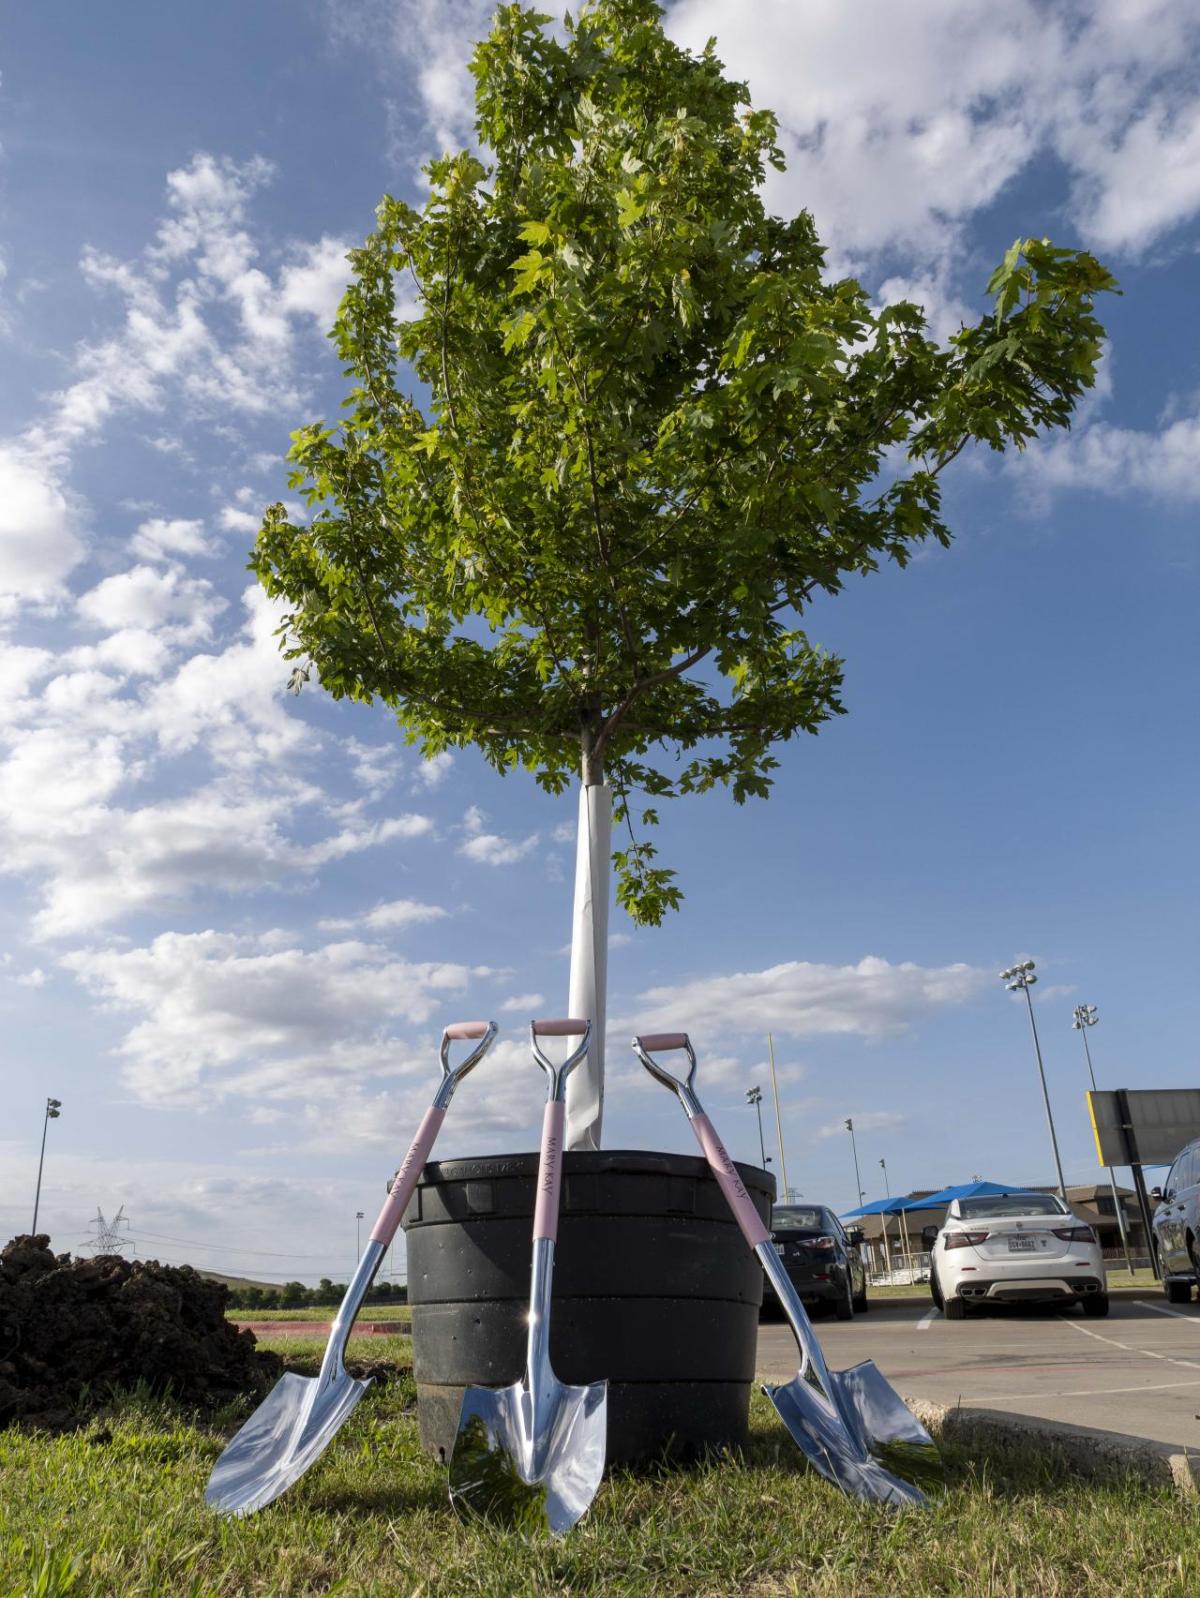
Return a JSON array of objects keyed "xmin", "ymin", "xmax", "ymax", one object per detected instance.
[{"xmin": 756, "ymin": 1294, "xmax": 1200, "ymax": 1451}]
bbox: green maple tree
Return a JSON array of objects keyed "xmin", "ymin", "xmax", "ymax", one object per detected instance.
[{"xmin": 253, "ymin": 0, "xmax": 1116, "ymax": 924}]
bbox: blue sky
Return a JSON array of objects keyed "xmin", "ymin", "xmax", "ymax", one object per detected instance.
[{"xmin": 2, "ymin": 1, "xmax": 1197, "ymax": 1283}]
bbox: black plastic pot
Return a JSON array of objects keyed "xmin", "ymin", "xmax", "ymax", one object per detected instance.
[{"xmin": 402, "ymin": 1149, "xmax": 774, "ymax": 1465}]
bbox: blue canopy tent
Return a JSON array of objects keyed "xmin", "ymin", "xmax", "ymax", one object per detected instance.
[
  {"xmin": 840, "ymin": 1195, "xmax": 923, "ymax": 1280},
  {"xmin": 841, "ymin": 1196, "xmax": 913, "ymax": 1219},
  {"xmin": 894, "ymin": 1180, "xmax": 1035, "ymax": 1212}
]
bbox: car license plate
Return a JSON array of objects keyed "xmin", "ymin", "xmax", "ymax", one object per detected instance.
[{"xmin": 1008, "ymin": 1236, "xmax": 1037, "ymax": 1252}]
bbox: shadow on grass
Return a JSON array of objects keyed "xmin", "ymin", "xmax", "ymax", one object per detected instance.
[
  {"xmin": 308, "ymin": 1478, "xmax": 453, "ymax": 1517},
  {"xmin": 597, "ymin": 1410, "xmax": 1140, "ymax": 1510}
]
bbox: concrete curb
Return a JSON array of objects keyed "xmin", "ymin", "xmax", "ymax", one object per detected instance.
[{"xmin": 907, "ymin": 1396, "xmax": 1200, "ymax": 1496}]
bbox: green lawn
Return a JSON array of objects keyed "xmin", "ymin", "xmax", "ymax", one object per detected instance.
[
  {"xmin": 226, "ymin": 1306, "xmax": 412, "ymax": 1323},
  {"xmin": 3, "ymin": 1329, "xmax": 1197, "ymax": 1598}
]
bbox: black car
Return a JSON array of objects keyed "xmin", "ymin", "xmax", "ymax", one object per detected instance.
[
  {"xmin": 760, "ymin": 1204, "xmax": 868, "ymax": 1320},
  {"xmin": 1151, "ymin": 1137, "xmax": 1200, "ymax": 1303}
]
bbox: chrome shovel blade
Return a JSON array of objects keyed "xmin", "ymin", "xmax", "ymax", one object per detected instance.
[
  {"xmin": 764, "ymin": 1358, "xmax": 942, "ymax": 1507},
  {"xmin": 205, "ymin": 1367, "xmax": 371, "ymax": 1517},
  {"xmin": 449, "ymin": 1375, "xmax": 608, "ymax": 1536}
]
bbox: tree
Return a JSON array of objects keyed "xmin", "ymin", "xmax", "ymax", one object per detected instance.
[{"xmin": 252, "ymin": 0, "xmax": 1115, "ymax": 1147}]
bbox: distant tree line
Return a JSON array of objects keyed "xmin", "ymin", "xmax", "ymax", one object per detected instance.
[{"xmin": 223, "ymin": 1278, "xmax": 408, "ymax": 1310}]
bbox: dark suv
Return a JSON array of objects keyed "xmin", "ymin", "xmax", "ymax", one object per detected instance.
[
  {"xmin": 760, "ymin": 1203, "xmax": 868, "ymax": 1320},
  {"xmin": 1151, "ymin": 1138, "xmax": 1200, "ymax": 1303}
]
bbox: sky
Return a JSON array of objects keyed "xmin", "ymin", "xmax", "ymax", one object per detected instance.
[{"xmin": 1, "ymin": 0, "xmax": 1197, "ymax": 1285}]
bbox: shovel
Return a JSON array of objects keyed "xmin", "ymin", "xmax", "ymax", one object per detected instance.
[
  {"xmin": 633, "ymin": 1031, "xmax": 942, "ymax": 1507},
  {"xmin": 205, "ymin": 1019, "xmax": 499, "ymax": 1517},
  {"xmin": 449, "ymin": 1018, "xmax": 608, "ymax": 1536}
]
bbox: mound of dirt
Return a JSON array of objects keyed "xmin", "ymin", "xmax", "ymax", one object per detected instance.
[{"xmin": 0, "ymin": 1235, "xmax": 282, "ymax": 1430}]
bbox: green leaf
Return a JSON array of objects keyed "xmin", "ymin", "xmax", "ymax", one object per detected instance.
[{"xmin": 254, "ymin": 0, "xmax": 1114, "ymax": 935}]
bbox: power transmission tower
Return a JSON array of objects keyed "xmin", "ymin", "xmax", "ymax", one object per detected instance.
[{"xmin": 82, "ymin": 1205, "xmax": 132, "ymax": 1255}]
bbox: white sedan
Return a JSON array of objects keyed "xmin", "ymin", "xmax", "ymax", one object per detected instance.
[{"xmin": 926, "ymin": 1191, "xmax": 1108, "ymax": 1319}]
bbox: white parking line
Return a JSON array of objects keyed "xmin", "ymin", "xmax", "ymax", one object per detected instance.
[
  {"xmin": 1139, "ymin": 1300, "xmax": 1200, "ymax": 1325},
  {"xmin": 972, "ymin": 1377, "xmax": 1200, "ymax": 1400},
  {"xmin": 1060, "ymin": 1316, "xmax": 1200, "ymax": 1371},
  {"xmin": 916, "ymin": 1307, "xmax": 941, "ymax": 1330}
]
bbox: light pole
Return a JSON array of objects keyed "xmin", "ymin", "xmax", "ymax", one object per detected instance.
[
  {"xmin": 880, "ymin": 1156, "xmax": 913, "ymax": 1275},
  {"xmin": 845, "ymin": 1118, "xmax": 865, "ymax": 1205},
  {"xmin": 1001, "ymin": 960, "xmax": 1066, "ymax": 1201},
  {"xmin": 766, "ymin": 1032, "xmax": 792, "ymax": 1201},
  {"xmin": 355, "ymin": 1210, "xmax": 365, "ymax": 1262},
  {"xmin": 31, "ymin": 1097, "xmax": 62, "ymax": 1236},
  {"xmin": 1073, "ymin": 1004, "xmax": 1135, "ymax": 1273},
  {"xmin": 745, "ymin": 1086, "xmax": 770, "ymax": 1170}
]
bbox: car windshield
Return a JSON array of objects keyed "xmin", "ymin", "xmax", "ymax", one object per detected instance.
[
  {"xmin": 957, "ymin": 1194, "xmax": 1066, "ymax": 1219},
  {"xmin": 771, "ymin": 1206, "xmax": 830, "ymax": 1232}
]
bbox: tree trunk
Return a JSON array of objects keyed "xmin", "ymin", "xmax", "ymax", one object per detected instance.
[{"xmin": 565, "ymin": 722, "xmax": 610, "ymax": 1150}]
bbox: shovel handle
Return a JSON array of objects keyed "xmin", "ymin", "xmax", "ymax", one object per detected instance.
[
  {"xmin": 444, "ymin": 1020, "xmax": 490, "ymax": 1040},
  {"xmin": 532, "ymin": 1100, "xmax": 566, "ymax": 1242},
  {"xmin": 529, "ymin": 1019, "xmax": 592, "ymax": 1102},
  {"xmin": 369, "ymin": 1104, "xmax": 445, "ymax": 1245},
  {"xmin": 632, "ymin": 1030, "xmax": 700, "ymax": 1113},
  {"xmin": 690, "ymin": 1113, "xmax": 770, "ymax": 1249},
  {"xmin": 369, "ymin": 1020, "xmax": 499, "ymax": 1244}
]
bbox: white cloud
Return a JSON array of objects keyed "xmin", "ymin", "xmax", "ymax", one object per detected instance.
[
  {"xmin": 344, "ymin": 738, "xmax": 402, "ymax": 800},
  {"xmin": 0, "ymin": 577, "xmax": 437, "ymax": 939},
  {"xmin": 0, "ymin": 446, "xmax": 86, "ymax": 607},
  {"xmin": 415, "ymin": 750, "xmax": 453, "ymax": 788},
  {"xmin": 61, "ymin": 929, "xmax": 483, "ymax": 1105},
  {"xmin": 627, "ymin": 955, "xmax": 988, "ymax": 1050},
  {"xmin": 0, "ymin": 644, "xmax": 55, "ymax": 704},
  {"xmin": 669, "ymin": 0, "xmax": 1200, "ymax": 261},
  {"xmin": 329, "ymin": 1, "xmax": 499, "ymax": 155},
  {"xmin": 130, "ymin": 517, "xmax": 215, "ymax": 562},
  {"xmin": 76, "ymin": 563, "xmax": 226, "ymax": 637},
  {"xmin": 320, "ymin": 898, "xmax": 448, "ymax": 933},
  {"xmin": 219, "ymin": 505, "xmax": 260, "ymax": 534},
  {"xmin": 1023, "ymin": 411, "xmax": 1200, "ymax": 504},
  {"xmin": 277, "ymin": 235, "xmax": 353, "ymax": 330},
  {"xmin": 459, "ymin": 803, "xmax": 539, "ymax": 866},
  {"xmin": 460, "ymin": 830, "xmax": 539, "ymax": 866},
  {"xmin": 27, "ymin": 154, "xmax": 362, "ymax": 474},
  {"xmin": 500, "ymin": 992, "xmax": 545, "ymax": 1013}
]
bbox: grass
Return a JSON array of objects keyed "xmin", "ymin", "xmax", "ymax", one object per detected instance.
[
  {"xmin": 226, "ymin": 1307, "xmax": 412, "ymax": 1324},
  {"xmin": 2, "ymin": 1329, "xmax": 1197, "ymax": 1598}
]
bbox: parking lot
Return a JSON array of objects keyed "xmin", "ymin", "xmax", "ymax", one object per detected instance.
[{"xmin": 756, "ymin": 1294, "xmax": 1200, "ymax": 1451}]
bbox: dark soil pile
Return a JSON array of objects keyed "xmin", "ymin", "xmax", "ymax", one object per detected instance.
[{"xmin": 0, "ymin": 1235, "xmax": 282, "ymax": 1429}]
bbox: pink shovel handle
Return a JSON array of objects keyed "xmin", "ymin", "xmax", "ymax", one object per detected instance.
[
  {"xmin": 532, "ymin": 1018, "xmax": 588, "ymax": 1036},
  {"xmin": 637, "ymin": 1032, "xmax": 689, "ymax": 1051},
  {"xmin": 532, "ymin": 1099, "xmax": 566, "ymax": 1242},
  {"xmin": 444, "ymin": 1020, "xmax": 490, "ymax": 1040},
  {"xmin": 369, "ymin": 1104, "xmax": 446, "ymax": 1246},
  {"xmin": 690, "ymin": 1112, "xmax": 770, "ymax": 1249}
]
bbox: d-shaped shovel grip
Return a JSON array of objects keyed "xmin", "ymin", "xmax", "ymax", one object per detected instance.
[
  {"xmin": 368, "ymin": 1019, "xmax": 499, "ymax": 1246},
  {"xmin": 633, "ymin": 1031, "xmax": 769, "ymax": 1250},
  {"xmin": 530, "ymin": 1019, "xmax": 591, "ymax": 1243}
]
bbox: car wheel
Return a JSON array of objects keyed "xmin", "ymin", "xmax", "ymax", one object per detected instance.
[
  {"xmin": 834, "ymin": 1276, "xmax": 854, "ymax": 1320},
  {"xmin": 944, "ymin": 1295, "xmax": 967, "ymax": 1321},
  {"xmin": 1081, "ymin": 1293, "xmax": 1110, "ymax": 1318},
  {"xmin": 929, "ymin": 1269, "xmax": 944, "ymax": 1310},
  {"xmin": 1166, "ymin": 1276, "xmax": 1193, "ymax": 1304},
  {"xmin": 853, "ymin": 1284, "xmax": 868, "ymax": 1313}
]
